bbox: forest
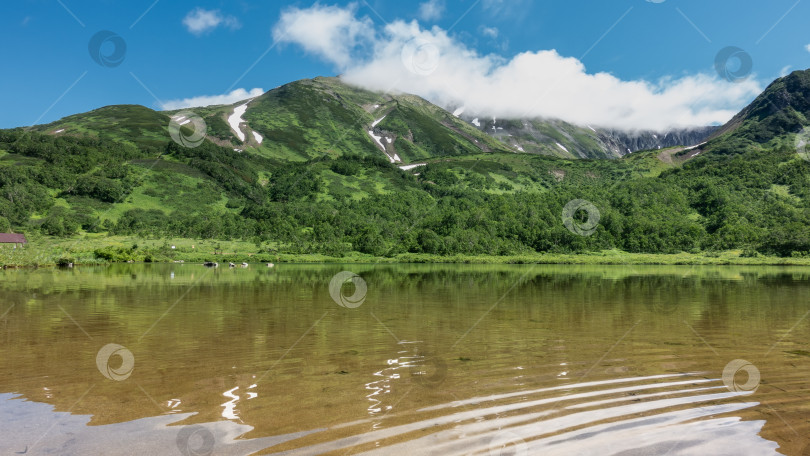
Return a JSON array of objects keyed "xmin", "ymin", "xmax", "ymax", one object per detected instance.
[{"xmin": 1, "ymin": 120, "xmax": 810, "ymax": 260}]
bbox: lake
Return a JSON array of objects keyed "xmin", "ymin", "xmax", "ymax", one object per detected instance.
[{"xmin": 0, "ymin": 264, "xmax": 808, "ymax": 455}]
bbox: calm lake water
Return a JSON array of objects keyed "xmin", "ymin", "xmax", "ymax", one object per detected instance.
[{"xmin": 1, "ymin": 264, "xmax": 809, "ymax": 455}]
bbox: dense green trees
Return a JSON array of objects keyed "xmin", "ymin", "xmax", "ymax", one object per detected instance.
[{"xmin": 2, "ymin": 127, "xmax": 810, "ymax": 258}]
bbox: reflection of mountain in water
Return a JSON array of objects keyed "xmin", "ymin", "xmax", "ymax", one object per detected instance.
[{"xmin": 1, "ymin": 264, "xmax": 807, "ymax": 454}]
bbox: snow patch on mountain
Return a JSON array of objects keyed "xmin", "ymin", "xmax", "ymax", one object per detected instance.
[
  {"xmin": 399, "ymin": 163, "xmax": 426, "ymax": 171},
  {"xmin": 368, "ymin": 130, "xmax": 385, "ymax": 150},
  {"xmin": 228, "ymin": 103, "xmax": 249, "ymax": 142}
]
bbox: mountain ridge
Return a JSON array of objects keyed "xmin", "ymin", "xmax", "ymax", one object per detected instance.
[
  {"xmin": 710, "ymin": 69, "xmax": 810, "ymax": 144},
  {"xmin": 3, "ymin": 69, "xmax": 810, "ymax": 262},
  {"xmin": 32, "ymin": 76, "xmax": 718, "ymax": 162}
]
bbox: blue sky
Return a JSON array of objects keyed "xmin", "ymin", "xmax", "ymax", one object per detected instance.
[{"xmin": 1, "ymin": 0, "xmax": 809, "ymax": 129}]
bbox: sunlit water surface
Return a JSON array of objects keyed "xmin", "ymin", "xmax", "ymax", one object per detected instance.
[{"xmin": 1, "ymin": 264, "xmax": 809, "ymax": 455}]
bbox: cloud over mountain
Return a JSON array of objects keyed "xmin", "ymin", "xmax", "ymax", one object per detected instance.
[{"xmin": 273, "ymin": 3, "xmax": 763, "ymax": 131}]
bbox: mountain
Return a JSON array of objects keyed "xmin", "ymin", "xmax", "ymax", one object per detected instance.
[
  {"xmin": 33, "ymin": 77, "xmax": 713, "ymax": 163},
  {"xmin": 3, "ymin": 69, "xmax": 810, "ymax": 263},
  {"xmin": 34, "ymin": 77, "xmax": 514, "ymax": 163},
  {"xmin": 459, "ymin": 115, "xmax": 716, "ymax": 159},
  {"xmin": 709, "ymin": 69, "xmax": 810, "ymax": 146}
]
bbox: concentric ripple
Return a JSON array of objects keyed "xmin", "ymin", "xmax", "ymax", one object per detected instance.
[{"xmin": 261, "ymin": 372, "xmax": 780, "ymax": 455}]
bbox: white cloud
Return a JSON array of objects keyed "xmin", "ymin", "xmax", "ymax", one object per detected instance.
[
  {"xmin": 806, "ymin": 43, "xmax": 810, "ymax": 53},
  {"xmin": 780, "ymin": 65, "xmax": 792, "ymax": 77},
  {"xmin": 273, "ymin": 3, "xmax": 374, "ymax": 68},
  {"xmin": 160, "ymin": 88, "xmax": 264, "ymax": 110},
  {"xmin": 418, "ymin": 0, "xmax": 445, "ymax": 21},
  {"xmin": 480, "ymin": 26, "xmax": 499, "ymax": 39},
  {"xmin": 275, "ymin": 5, "xmax": 763, "ymax": 131},
  {"xmin": 183, "ymin": 8, "xmax": 240, "ymax": 35}
]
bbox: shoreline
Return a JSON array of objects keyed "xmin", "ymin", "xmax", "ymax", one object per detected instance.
[
  {"xmin": 4, "ymin": 251, "xmax": 810, "ymax": 268},
  {"xmin": 3, "ymin": 236, "xmax": 810, "ymax": 268}
]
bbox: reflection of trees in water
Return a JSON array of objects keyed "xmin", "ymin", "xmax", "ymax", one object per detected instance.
[{"xmin": 1, "ymin": 264, "xmax": 810, "ymax": 433}]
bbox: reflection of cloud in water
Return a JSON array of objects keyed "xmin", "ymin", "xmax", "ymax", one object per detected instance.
[
  {"xmin": 235, "ymin": 373, "xmax": 779, "ymax": 455},
  {"xmin": 0, "ymin": 374, "xmax": 784, "ymax": 455},
  {"xmin": 0, "ymin": 393, "xmax": 317, "ymax": 455}
]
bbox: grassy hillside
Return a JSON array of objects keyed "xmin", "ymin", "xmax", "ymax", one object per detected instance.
[
  {"xmin": 242, "ymin": 77, "xmax": 511, "ymax": 162},
  {"xmin": 33, "ymin": 105, "xmax": 171, "ymax": 153},
  {"xmin": 2, "ymin": 122, "xmax": 810, "ymax": 263},
  {"xmin": 2, "ymin": 71, "xmax": 810, "ymax": 265},
  {"xmin": 30, "ymin": 77, "xmax": 666, "ymax": 165},
  {"xmin": 711, "ymin": 69, "xmax": 810, "ymax": 147}
]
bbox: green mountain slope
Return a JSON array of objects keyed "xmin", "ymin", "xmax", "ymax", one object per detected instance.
[
  {"xmin": 2, "ymin": 70, "xmax": 810, "ymax": 263},
  {"xmin": 242, "ymin": 77, "xmax": 513, "ymax": 162},
  {"xmin": 32, "ymin": 77, "xmax": 515, "ymax": 163},
  {"xmin": 709, "ymin": 69, "xmax": 810, "ymax": 148},
  {"xmin": 33, "ymin": 105, "xmax": 171, "ymax": 154},
  {"xmin": 31, "ymin": 77, "xmax": 714, "ymax": 165}
]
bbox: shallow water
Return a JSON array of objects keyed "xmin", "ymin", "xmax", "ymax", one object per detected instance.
[{"xmin": 0, "ymin": 264, "xmax": 809, "ymax": 455}]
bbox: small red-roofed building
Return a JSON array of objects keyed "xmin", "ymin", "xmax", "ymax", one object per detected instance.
[{"xmin": 0, "ymin": 233, "xmax": 27, "ymax": 248}]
